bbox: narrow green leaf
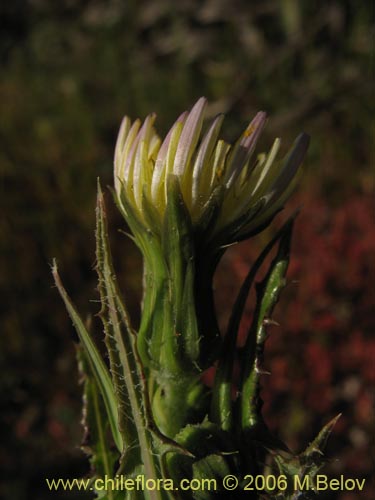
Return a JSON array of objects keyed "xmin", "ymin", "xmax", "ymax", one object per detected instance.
[
  {"xmin": 52, "ymin": 260, "xmax": 123, "ymax": 452},
  {"xmin": 211, "ymin": 216, "xmax": 297, "ymax": 431},
  {"xmin": 78, "ymin": 348, "xmax": 119, "ymax": 500},
  {"xmin": 96, "ymin": 185, "xmax": 138, "ymax": 464},
  {"xmin": 96, "ymin": 184, "xmax": 169, "ymax": 499},
  {"xmin": 239, "ymin": 218, "xmax": 294, "ymax": 433}
]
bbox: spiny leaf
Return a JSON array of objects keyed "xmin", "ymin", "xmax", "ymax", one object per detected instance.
[
  {"xmin": 211, "ymin": 215, "xmax": 297, "ymax": 432},
  {"xmin": 301, "ymin": 414, "xmax": 341, "ymax": 468},
  {"xmin": 78, "ymin": 348, "xmax": 119, "ymax": 500},
  {"xmin": 272, "ymin": 415, "xmax": 341, "ymax": 499},
  {"xmin": 239, "ymin": 217, "xmax": 294, "ymax": 434},
  {"xmin": 97, "ymin": 184, "xmax": 187, "ymax": 498},
  {"xmin": 97, "ymin": 185, "xmax": 154, "ymax": 477},
  {"xmin": 96, "ymin": 183, "xmax": 139, "ymax": 464},
  {"xmin": 52, "ymin": 260, "xmax": 123, "ymax": 452}
]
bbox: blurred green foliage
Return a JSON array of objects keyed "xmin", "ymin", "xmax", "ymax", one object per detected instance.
[{"xmin": 0, "ymin": 1, "xmax": 373, "ymax": 499}]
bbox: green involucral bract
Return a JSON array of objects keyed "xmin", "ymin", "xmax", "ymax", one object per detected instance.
[{"xmin": 54, "ymin": 97, "xmax": 338, "ymax": 499}]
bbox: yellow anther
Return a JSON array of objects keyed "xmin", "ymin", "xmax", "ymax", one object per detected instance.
[{"xmin": 244, "ymin": 124, "xmax": 256, "ymax": 137}]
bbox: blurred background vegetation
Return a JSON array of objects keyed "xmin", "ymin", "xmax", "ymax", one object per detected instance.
[{"xmin": 1, "ymin": 1, "xmax": 373, "ymax": 499}]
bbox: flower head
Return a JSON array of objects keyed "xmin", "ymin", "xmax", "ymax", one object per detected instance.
[{"xmin": 114, "ymin": 97, "xmax": 309, "ymax": 244}]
